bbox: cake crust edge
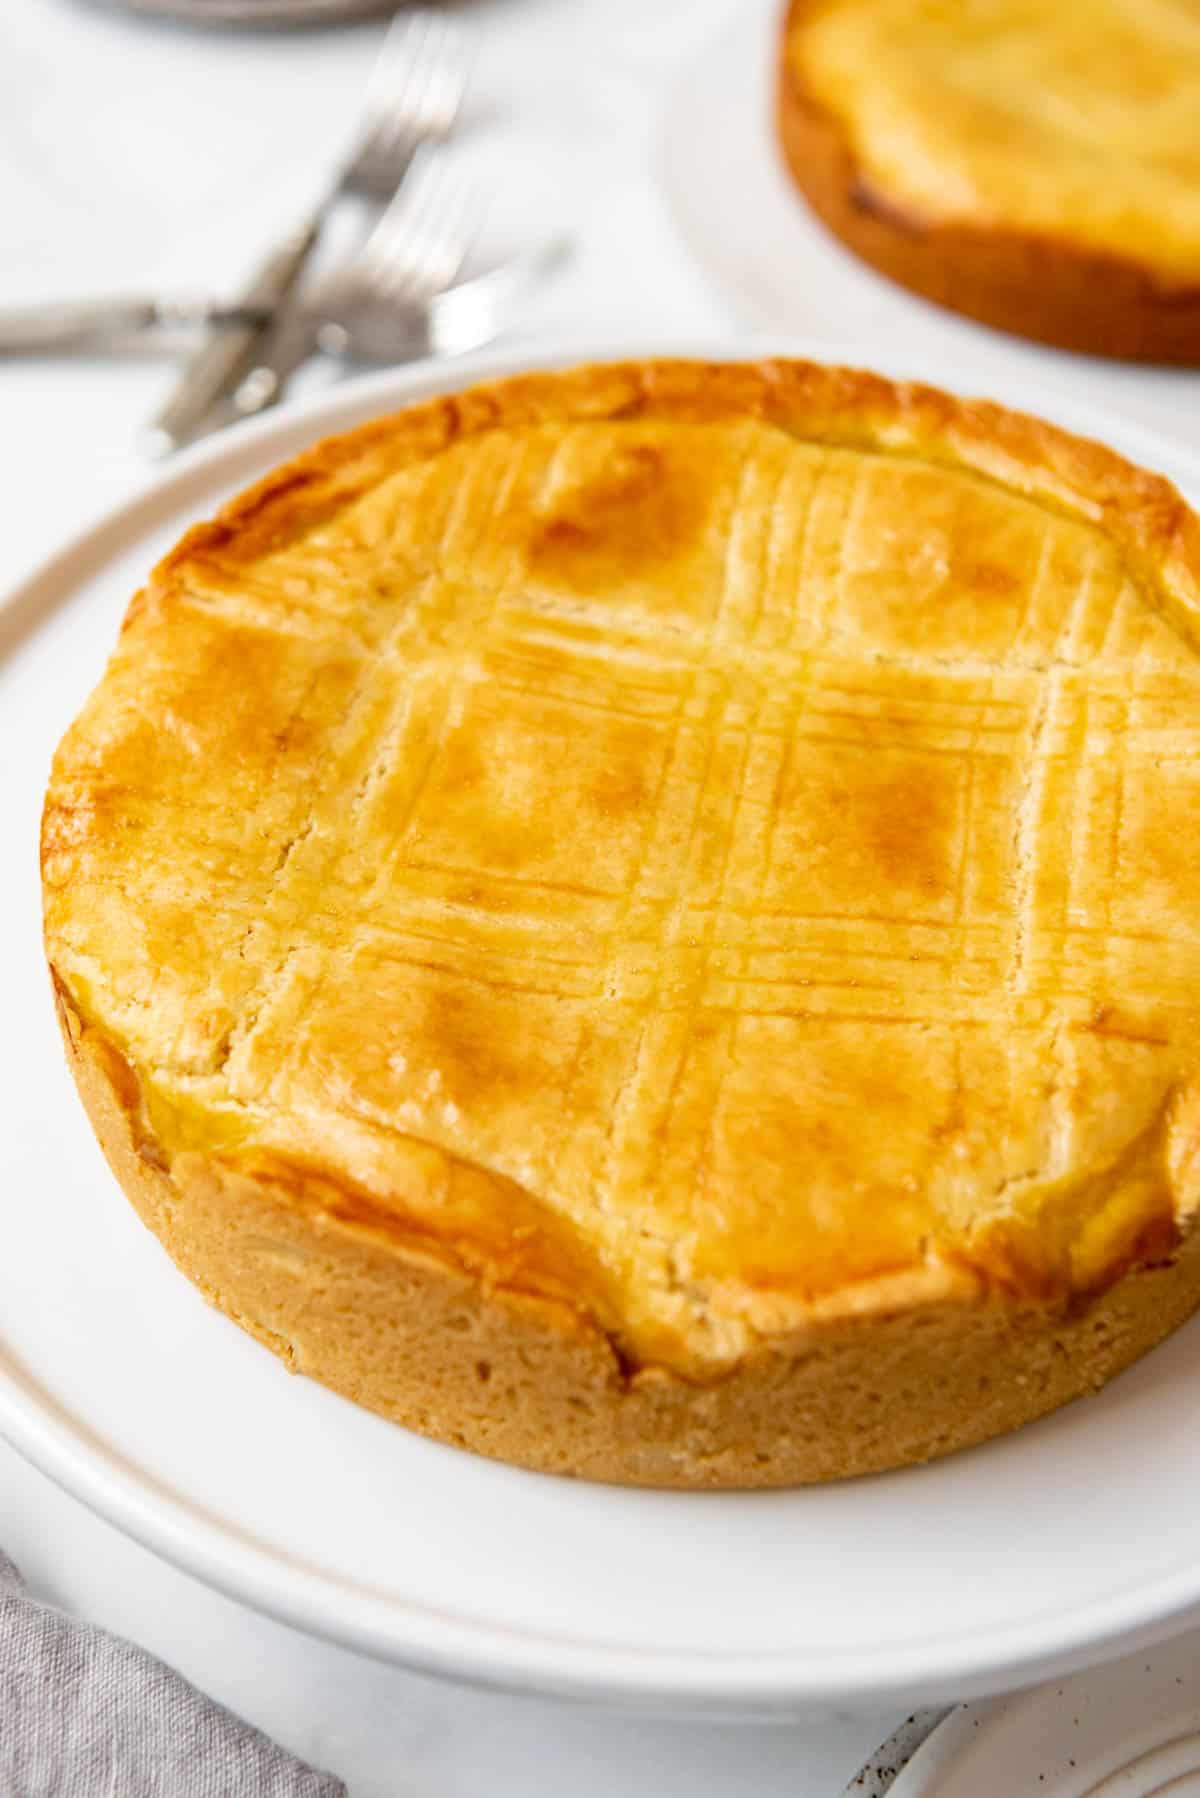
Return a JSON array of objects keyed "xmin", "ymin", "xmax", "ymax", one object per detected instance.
[{"xmin": 53, "ymin": 982, "xmax": 1200, "ymax": 1487}]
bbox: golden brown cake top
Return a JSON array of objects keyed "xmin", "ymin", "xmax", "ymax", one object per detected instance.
[
  {"xmin": 42, "ymin": 360, "xmax": 1200, "ymax": 1375},
  {"xmin": 784, "ymin": 0, "xmax": 1200, "ymax": 285}
]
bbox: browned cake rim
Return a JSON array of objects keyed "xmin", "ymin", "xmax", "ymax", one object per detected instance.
[
  {"xmin": 776, "ymin": 0, "xmax": 1200, "ymax": 366},
  {"xmin": 153, "ymin": 356, "xmax": 1200, "ymax": 600},
  {"xmin": 44, "ymin": 357, "xmax": 1200, "ymax": 1486}
]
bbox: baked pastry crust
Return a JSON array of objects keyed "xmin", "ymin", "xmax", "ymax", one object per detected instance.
[
  {"xmin": 43, "ymin": 358, "xmax": 1200, "ymax": 1485},
  {"xmin": 778, "ymin": 0, "xmax": 1200, "ymax": 364}
]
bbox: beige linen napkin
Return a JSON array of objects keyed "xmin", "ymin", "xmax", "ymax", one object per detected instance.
[{"xmin": 0, "ymin": 1549, "xmax": 345, "ymax": 1796}]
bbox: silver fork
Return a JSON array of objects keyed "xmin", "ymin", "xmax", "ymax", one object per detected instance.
[
  {"xmin": 315, "ymin": 236, "xmax": 569, "ymax": 364},
  {"xmin": 232, "ymin": 144, "xmax": 482, "ymax": 418},
  {"xmin": 144, "ymin": 9, "xmax": 468, "ymax": 456}
]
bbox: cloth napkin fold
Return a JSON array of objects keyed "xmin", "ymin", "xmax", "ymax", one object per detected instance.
[{"xmin": 0, "ymin": 1549, "xmax": 346, "ymax": 1797}]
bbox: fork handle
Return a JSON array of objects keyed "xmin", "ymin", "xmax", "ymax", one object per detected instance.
[
  {"xmin": 144, "ymin": 214, "xmax": 323, "ymax": 456},
  {"xmin": 0, "ymin": 296, "xmax": 171, "ymax": 354},
  {"xmin": 231, "ymin": 310, "xmax": 320, "ymax": 420},
  {"xmin": 0, "ymin": 296, "xmax": 273, "ymax": 355}
]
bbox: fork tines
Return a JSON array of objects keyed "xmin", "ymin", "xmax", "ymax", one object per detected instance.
[
  {"xmin": 319, "ymin": 145, "xmax": 483, "ymax": 311},
  {"xmin": 349, "ymin": 11, "xmax": 471, "ymax": 193},
  {"xmin": 362, "ymin": 147, "xmax": 481, "ymax": 297}
]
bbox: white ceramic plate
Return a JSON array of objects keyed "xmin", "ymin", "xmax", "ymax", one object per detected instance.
[
  {"xmin": 4, "ymin": 337, "xmax": 1200, "ymax": 1717},
  {"xmin": 657, "ymin": 2, "xmax": 1200, "ymax": 449},
  {"xmin": 90, "ymin": 0, "xmax": 394, "ymax": 25},
  {"xmin": 881, "ymin": 1627, "xmax": 1200, "ymax": 1794}
]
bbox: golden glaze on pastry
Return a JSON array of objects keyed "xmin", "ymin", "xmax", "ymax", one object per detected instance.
[
  {"xmin": 778, "ymin": 0, "xmax": 1200, "ymax": 363},
  {"xmin": 42, "ymin": 359, "xmax": 1200, "ymax": 1485}
]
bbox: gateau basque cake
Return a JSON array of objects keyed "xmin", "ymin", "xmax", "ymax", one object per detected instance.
[
  {"xmin": 42, "ymin": 358, "xmax": 1200, "ymax": 1486},
  {"xmin": 778, "ymin": 0, "xmax": 1200, "ymax": 364}
]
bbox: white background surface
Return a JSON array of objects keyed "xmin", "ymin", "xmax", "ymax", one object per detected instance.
[{"xmin": 2, "ymin": 0, "xmax": 1198, "ymax": 1791}]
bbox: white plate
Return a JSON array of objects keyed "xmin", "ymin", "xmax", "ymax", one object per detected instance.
[
  {"xmin": 887, "ymin": 1627, "xmax": 1200, "ymax": 1794},
  {"xmin": 657, "ymin": 3, "xmax": 1200, "ymax": 449},
  {"xmin": 5, "ymin": 337, "xmax": 1200, "ymax": 1717},
  {"xmin": 90, "ymin": 0, "xmax": 394, "ymax": 24}
]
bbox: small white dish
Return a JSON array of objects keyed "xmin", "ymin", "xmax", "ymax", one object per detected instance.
[
  {"xmin": 3, "ymin": 337, "xmax": 1200, "ymax": 1716},
  {"xmin": 869, "ymin": 1627, "xmax": 1200, "ymax": 1794}
]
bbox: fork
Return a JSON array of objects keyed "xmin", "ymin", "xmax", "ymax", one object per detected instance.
[
  {"xmin": 231, "ymin": 144, "xmax": 482, "ymax": 419},
  {"xmin": 0, "ymin": 237, "xmax": 568, "ymax": 363},
  {"xmin": 314, "ymin": 236, "xmax": 569, "ymax": 364},
  {"xmin": 144, "ymin": 9, "xmax": 468, "ymax": 456}
]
